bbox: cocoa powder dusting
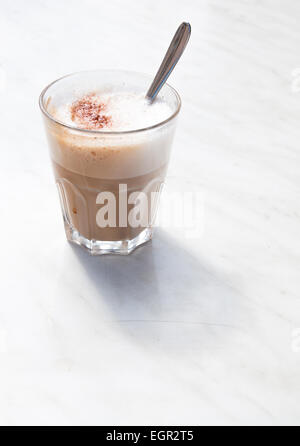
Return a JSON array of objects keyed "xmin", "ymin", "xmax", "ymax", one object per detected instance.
[{"xmin": 70, "ymin": 94, "xmax": 112, "ymax": 129}]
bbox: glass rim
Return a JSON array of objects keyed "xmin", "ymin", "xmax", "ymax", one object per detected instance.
[{"xmin": 39, "ymin": 69, "xmax": 181, "ymax": 135}]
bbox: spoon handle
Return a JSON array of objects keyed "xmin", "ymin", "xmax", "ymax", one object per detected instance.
[{"xmin": 146, "ymin": 22, "xmax": 191, "ymax": 102}]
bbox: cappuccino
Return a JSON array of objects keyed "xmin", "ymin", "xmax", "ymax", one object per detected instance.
[{"xmin": 40, "ymin": 70, "xmax": 180, "ymax": 254}]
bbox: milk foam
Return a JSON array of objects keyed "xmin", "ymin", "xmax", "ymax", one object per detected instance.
[
  {"xmin": 53, "ymin": 91, "xmax": 173, "ymax": 132},
  {"xmin": 46, "ymin": 90, "xmax": 177, "ymax": 179}
]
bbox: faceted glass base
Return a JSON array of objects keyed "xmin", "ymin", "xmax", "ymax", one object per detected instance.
[{"xmin": 64, "ymin": 220, "xmax": 153, "ymax": 255}]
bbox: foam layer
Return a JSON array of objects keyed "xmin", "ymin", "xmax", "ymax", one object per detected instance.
[
  {"xmin": 46, "ymin": 123, "xmax": 175, "ymax": 179},
  {"xmin": 52, "ymin": 91, "xmax": 173, "ymax": 132},
  {"xmin": 45, "ymin": 88, "xmax": 177, "ymax": 179}
]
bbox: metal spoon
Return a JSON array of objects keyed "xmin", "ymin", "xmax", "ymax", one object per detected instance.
[{"xmin": 146, "ymin": 22, "xmax": 191, "ymax": 102}]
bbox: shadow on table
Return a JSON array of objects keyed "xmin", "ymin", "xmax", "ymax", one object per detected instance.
[{"xmin": 70, "ymin": 229, "xmax": 248, "ymax": 353}]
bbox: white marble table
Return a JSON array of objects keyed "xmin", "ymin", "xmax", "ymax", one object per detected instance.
[{"xmin": 0, "ymin": 0, "xmax": 299, "ymax": 426}]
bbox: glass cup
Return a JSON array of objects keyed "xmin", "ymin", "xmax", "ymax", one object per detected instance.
[{"xmin": 39, "ymin": 70, "xmax": 181, "ymax": 254}]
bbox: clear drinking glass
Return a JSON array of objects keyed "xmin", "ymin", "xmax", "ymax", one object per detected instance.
[{"xmin": 39, "ymin": 70, "xmax": 181, "ymax": 254}]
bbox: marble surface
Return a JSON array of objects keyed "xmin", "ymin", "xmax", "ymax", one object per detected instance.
[{"xmin": 0, "ymin": 0, "xmax": 300, "ymax": 426}]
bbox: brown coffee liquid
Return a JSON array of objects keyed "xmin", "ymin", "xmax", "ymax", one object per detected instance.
[{"xmin": 52, "ymin": 161, "xmax": 166, "ymax": 241}]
